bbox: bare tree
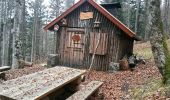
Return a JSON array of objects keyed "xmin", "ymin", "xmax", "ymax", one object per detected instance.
[
  {"xmin": 12, "ymin": 0, "xmax": 22, "ymax": 69},
  {"xmin": 144, "ymin": 0, "xmax": 149, "ymax": 40},
  {"xmin": 31, "ymin": 0, "xmax": 46, "ymax": 62},
  {"xmin": 134, "ymin": 0, "xmax": 141, "ymax": 33},
  {"xmin": 127, "ymin": 0, "xmax": 131, "ymax": 28},
  {"xmin": 65, "ymin": 0, "xmax": 75, "ymax": 10},
  {"xmin": 0, "ymin": 0, "xmax": 2, "ymax": 66}
]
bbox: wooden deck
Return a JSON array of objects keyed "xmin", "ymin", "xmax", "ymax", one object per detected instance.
[{"xmin": 0, "ymin": 66, "xmax": 86, "ymax": 100}]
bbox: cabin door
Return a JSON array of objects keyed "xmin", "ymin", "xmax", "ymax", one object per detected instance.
[{"xmin": 64, "ymin": 28, "xmax": 85, "ymax": 66}]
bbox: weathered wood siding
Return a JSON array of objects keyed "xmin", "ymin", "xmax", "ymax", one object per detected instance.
[{"xmin": 56, "ymin": 2, "xmax": 134, "ymax": 71}]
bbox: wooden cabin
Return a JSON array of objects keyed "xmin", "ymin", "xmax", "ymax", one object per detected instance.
[{"xmin": 44, "ymin": 0, "xmax": 139, "ymax": 71}]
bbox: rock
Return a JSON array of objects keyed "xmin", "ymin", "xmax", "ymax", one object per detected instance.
[
  {"xmin": 47, "ymin": 54, "xmax": 60, "ymax": 67},
  {"xmin": 136, "ymin": 56, "xmax": 146, "ymax": 65},
  {"xmin": 128, "ymin": 55, "xmax": 137, "ymax": 70},
  {"xmin": 121, "ymin": 83, "xmax": 129, "ymax": 93},
  {"xmin": 108, "ymin": 62, "xmax": 120, "ymax": 73}
]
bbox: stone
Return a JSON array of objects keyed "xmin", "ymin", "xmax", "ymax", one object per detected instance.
[
  {"xmin": 47, "ymin": 54, "xmax": 60, "ymax": 67},
  {"xmin": 108, "ymin": 62, "xmax": 120, "ymax": 73}
]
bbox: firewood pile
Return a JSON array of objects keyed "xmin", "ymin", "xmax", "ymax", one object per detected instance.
[
  {"xmin": 119, "ymin": 55, "xmax": 146, "ymax": 71},
  {"xmin": 83, "ymin": 60, "xmax": 162, "ymax": 99}
]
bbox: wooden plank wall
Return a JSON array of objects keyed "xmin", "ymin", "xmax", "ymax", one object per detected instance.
[{"xmin": 56, "ymin": 2, "xmax": 134, "ymax": 71}]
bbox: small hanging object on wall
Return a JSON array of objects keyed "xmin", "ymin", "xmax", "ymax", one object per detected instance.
[
  {"xmin": 80, "ymin": 11, "xmax": 93, "ymax": 20},
  {"xmin": 94, "ymin": 21, "xmax": 101, "ymax": 28},
  {"xmin": 60, "ymin": 18, "xmax": 67, "ymax": 26},
  {"xmin": 54, "ymin": 24, "xmax": 59, "ymax": 32},
  {"xmin": 72, "ymin": 34, "xmax": 81, "ymax": 42}
]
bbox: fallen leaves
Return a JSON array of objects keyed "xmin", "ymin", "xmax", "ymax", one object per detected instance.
[
  {"xmin": 2, "ymin": 61, "xmax": 167, "ymax": 99},
  {"xmin": 83, "ymin": 60, "xmax": 162, "ymax": 99},
  {"xmin": 4, "ymin": 65, "xmax": 46, "ymax": 80}
]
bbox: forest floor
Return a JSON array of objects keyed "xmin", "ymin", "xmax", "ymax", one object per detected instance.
[
  {"xmin": 2, "ymin": 40, "xmax": 170, "ymax": 99},
  {"xmin": 84, "ymin": 40, "xmax": 170, "ymax": 99},
  {"xmin": 84, "ymin": 61, "xmax": 163, "ymax": 99}
]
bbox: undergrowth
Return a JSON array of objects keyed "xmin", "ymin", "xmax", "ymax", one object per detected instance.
[
  {"xmin": 162, "ymin": 36, "xmax": 170, "ymax": 84},
  {"xmin": 130, "ymin": 78, "xmax": 170, "ymax": 100}
]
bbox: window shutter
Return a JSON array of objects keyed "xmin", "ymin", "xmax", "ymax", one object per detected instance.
[{"xmin": 89, "ymin": 32, "xmax": 108, "ymax": 55}]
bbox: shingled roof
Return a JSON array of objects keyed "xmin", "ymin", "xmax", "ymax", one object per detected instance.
[{"xmin": 44, "ymin": 0, "xmax": 139, "ymax": 40}]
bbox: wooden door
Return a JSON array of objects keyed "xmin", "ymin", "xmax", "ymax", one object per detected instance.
[{"xmin": 63, "ymin": 28, "xmax": 85, "ymax": 66}]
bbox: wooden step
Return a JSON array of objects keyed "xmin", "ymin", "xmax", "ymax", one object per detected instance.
[{"xmin": 67, "ymin": 81, "xmax": 103, "ymax": 100}]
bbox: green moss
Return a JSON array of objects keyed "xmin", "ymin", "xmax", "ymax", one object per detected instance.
[
  {"xmin": 162, "ymin": 36, "xmax": 170, "ymax": 84},
  {"xmin": 130, "ymin": 79, "xmax": 163, "ymax": 99},
  {"xmin": 158, "ymin": 20, "xmax": 170, "ymax": 84},
  {"xmin": 164, "ymin": 53, "xmax": 170, "ymax": 84}
]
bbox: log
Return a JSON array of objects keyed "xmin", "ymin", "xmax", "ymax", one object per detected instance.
[
  {"xmin": 18, "ymin": 60, "xmax": 33, "ymax": 68},
  {"xmin": 119, "ymin": 57, "xmax": 129, "ymax": 70},
  {"xmin": 0, "ymin": 66, "xmax": 10, "ymax": 72}
]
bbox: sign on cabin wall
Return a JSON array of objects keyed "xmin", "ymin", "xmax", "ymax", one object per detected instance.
[
  {"xmin": 54, "ymin": 24, "xmax": 59, "ymax": 31},
  {"xmin": 89, "ymin": 32, "xmax": 108, "ymax": 55},
  {"xmin": 80, "ymin": 12, "xmax": 93, "ymax": 20}
]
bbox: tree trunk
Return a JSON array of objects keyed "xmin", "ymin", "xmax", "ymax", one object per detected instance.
[
  {"xmin": 127, "ymin": 0, "xmax": 131, "ymax": 28},
  {"xmin": 2, "ymin": 0, "xmax": 9, "ymax": 66},
  {"xmin": 135, "ymin": 0, "xmax": 140, "ymax": 34},
  {"xmin": 12, "ymin": 0, "xmax": 21, "ymax": 69},
  {"xmin": 65, "ymin": 0, "xmax": 74, "ymax": 10},
  {"xmin": 148, "ymin": 0, "xmax": 170, "ymax": 84},
  {"xmin": 20, "ymin": 0, "xmax": 26, "ymax": 60},
  {"xmin": 144, "ymin": 0, "xmax": 149, "ymax": 40},
  {"xmin": 31, "ymin": 1, "xmax": 38, "ymax": 62},
  {"xmin": 0, "ymin": 0, "xmax": 3, "ymax": 66}
]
